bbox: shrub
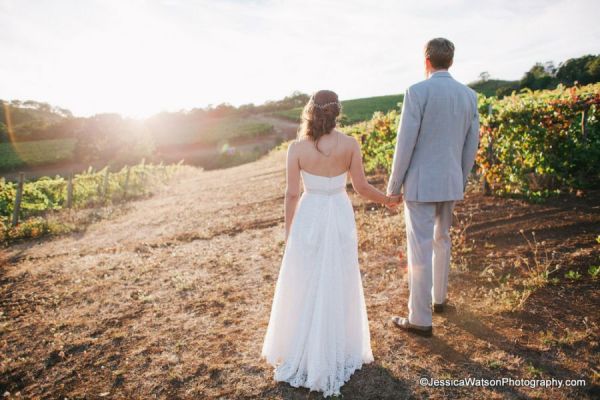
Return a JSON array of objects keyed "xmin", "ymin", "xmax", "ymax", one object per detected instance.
[
  {"xmin": 342, "ymin": 83, "xmax": 600, "ymax": 199},
  {"xmin": 477, "ymin": 83, "xmax": 600, "ymax": 197}
]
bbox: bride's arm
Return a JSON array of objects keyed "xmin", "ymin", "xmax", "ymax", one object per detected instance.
[
  {"xmin": 349, "ymin": 137, "xmax": 399, "ymax": 205},
  {"xmin": 284, "ymin": 142, "xmax": 301, "ymax": 241}
]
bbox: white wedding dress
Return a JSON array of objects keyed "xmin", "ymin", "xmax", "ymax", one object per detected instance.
[{"xmin": 261, "ymin": 169, "xmax": 374, "ymax": 397}]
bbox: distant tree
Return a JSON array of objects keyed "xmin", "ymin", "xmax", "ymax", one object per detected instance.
[
  {"xmin": 479, "ymin": 71, "xmax": 491, "ymax": 82},
  {"xmin": 284, "ymin": 91, "xmax": 310, "ymax": 107},
  {"xmin": 34, "ymin": 102, "xmax": 52, "ymax": 113},
  {"xmin": 74, "ymin": 113, "xmax": 153, "ymax": 164},
  {"xmin": 74, "ymin": 113, "xmax": 120, "ymax": 162},
  {"xmin": 184, "ymin": 109, "xmax": 205, "ymax": 127},
  {"xmin": 207, "ymin": 103, "xmax": 236, "ymax": 118},
  {"xmin": 255, "ymin": 91, "xmax": 309, "ymax": 113},
  {"xmin": 543, "ymin": 61, "xmax": 557, "ymax": 76},
  {"xmin": 556, "ymin": 54, "xmax": 600, "ymax": 85},
  {"xmin": 495, "ymin": 82, "xmax": 520, "ymax": 98},
  {"xmin": 238, "ymin": 103, "xmax": 256, "ymax": 116},
  {"xmin": 520, "ymin": 62, "xmax": 557, "ymax": 90},
  {"xmin": 588, "ymin": 57, "xmax": 600, "ymax": 79},
  {"xmin": 56, "ymin": 107, "xmax": 73, "ymax": 118}
]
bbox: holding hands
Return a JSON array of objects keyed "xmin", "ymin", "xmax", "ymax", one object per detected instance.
[{"xmin": 384, "ymin": 193, "xmax": 403, "ymax": 209}]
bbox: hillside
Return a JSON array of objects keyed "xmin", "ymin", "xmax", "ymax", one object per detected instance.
[
  {"xmin": 272, "ymin": 94, "xmax": 404, "ymax": 125},
  {"xmin": 0, "ymin": 101, "xmax": 275, "ymax": 173},
  {"xmin": 1, "ymin": 146, "xmax": 598, "ymax": 399},
  {"xmin": 468, "ymin": 79, "xmax": 520, "ymax": 97}
]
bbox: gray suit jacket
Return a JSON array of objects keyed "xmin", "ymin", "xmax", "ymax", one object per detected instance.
[{"xmin": 387, "ymin": 71, "xmax": 480, "ymax": 201}]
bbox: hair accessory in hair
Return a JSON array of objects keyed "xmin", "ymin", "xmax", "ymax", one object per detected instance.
[{"xmin": 308, "ymin": 98, "xmax": 341, "ymax": 109}]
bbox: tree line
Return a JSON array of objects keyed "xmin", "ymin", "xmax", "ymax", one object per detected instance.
[{"xmin": 470, "ymin": 54, "xmax": 600, "ymax": 97}]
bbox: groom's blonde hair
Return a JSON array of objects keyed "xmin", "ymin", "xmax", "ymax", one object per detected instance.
[{"xmin": 425, "ymin": 38, "xmax": 454, "ymax": 69}]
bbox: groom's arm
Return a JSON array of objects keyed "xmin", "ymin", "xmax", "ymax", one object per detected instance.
[
  {"xmin": 387, "ymin": 87, "xmax": 422, "ymax": 196},
  {"xmin": 461, "ymin": 95, "xmax": 480, "ymax": 191}
]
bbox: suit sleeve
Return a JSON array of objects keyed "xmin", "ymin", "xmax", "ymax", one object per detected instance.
[
  {"xmin": 461, "ymin": 97, "xmax": 480, "ymax": 191},
  {"xmin": 386, "ymin": 87, "xmax": 422, "ymax": 195}
]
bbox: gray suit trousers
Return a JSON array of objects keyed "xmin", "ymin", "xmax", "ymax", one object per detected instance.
[{"xmin": 404, "ymin": 200, "xmax": 455, "ymax": 326}]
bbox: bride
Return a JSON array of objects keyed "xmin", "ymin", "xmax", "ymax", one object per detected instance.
[{"xmin": 261, "ymin": 90, "xmax": 401, "ymax": 397}]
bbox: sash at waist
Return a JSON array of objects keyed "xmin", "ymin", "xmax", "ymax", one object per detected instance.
[{"xmin": 303, "ymin": 187, "xmax": 346, "ymax": 196}]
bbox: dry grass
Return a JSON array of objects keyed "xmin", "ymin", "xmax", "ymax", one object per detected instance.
[{"xmin": 1, "ymin": 148, "xmax": 599, "ymax": 399}]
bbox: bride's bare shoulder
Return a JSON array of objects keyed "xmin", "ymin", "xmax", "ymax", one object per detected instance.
[
  {"xmin": 294, "ymin": 135, "xmax": 312, "ymax": 144},
  {"xmin": 291, "ymin": 136, "xmax": 311, "ymax": 149},
  {"xmin": 287, "ymin": 137, "xmax": 312, "ymax": 157},
  {"xmin": 334, "ymin": 129, "xmax": 359, "ymax": 147},
  {"xmin": 333, "ymin": 129, "xmax": 353, "ymax": 139}
]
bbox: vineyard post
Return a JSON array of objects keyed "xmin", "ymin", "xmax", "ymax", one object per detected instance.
[
  {"xmin": 582, "ymin": 109, "xmax": 588, "ymax": 140},
  {"xmin": 11, "ymin": 172, "xmax": 24, "ymax": 227},
  {"xmin": 141, "ymin": 164, "xmax": 147, "ymax": 190},
  {"xmin": 66, "ymin": 171, "xmax": 74, "ymax": 208},
  {"xmin": 123, "ymin": 166, "xmax": 131, "ymax": 199},
  {"xmin": 483, "ymin": 103, "xmax": 493, "ymax": 195},
  {"xmin": 102, "ymin": 167, "xmax": 110, "ymax": 198}
]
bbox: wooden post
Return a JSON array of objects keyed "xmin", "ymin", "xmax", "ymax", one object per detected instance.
[
  {"xmin": 66, "ymin": 172, "xmax": 74, "ymax": 208},
  {"xmin": 141, "ymin": 165, "xmax": 147, "ymax": 189},
  {"xmin": 483, "ymin": 104, "xmax": 493, "ymax": 195},
  {"xmin": 102, "ymin": 168, "xmax": 110, "ymax": 197},
  {"xmin": 483, "ymin": 139, "xmax": 493, "ymax": 196},
  {"xmin": 582, "ymin": 109, "xmax": 588, "ymax": 141},
  {"xmin": 11, "ymin": 172, "xmax": 24, "ymax": 227},
  {"xmin": 123, "ymin": 166, "xmax": 131, "ymax": 198}
]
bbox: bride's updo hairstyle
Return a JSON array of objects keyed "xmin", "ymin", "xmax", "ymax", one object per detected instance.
[{"xmin": 297, "ymin": 90, "xmax": 342, "ymax": 153}]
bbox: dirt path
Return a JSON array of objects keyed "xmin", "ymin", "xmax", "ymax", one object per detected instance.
[
  {"xmin": 253, "ymin": 115, "xmax": 299, "ymax": 141},
  {"xmin": 1, "ymin": 147, "xmax": 599, "ymax": 399}
]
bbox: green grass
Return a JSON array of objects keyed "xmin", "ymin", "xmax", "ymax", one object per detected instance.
[
  {"xmin": 272, "ymin": 94, "xmax": 404, "ymax": 125},
  {"xmin": 0, "ymin": 138, "xmax": 76, "ymax": 170},
  {"xmin": 340, "ymin": 94, "xmax": 404, "ymax": 124},
  {"xmin": 271, "ymin": 107, "xmax": 303, "ymax": 122},
  {"xmin": 468, "ymin": 79, "xmax": 520, "ymax": 97},
  {"xmin": 201, "ymin": 119, "xmax": 273, "ymax": 144}
]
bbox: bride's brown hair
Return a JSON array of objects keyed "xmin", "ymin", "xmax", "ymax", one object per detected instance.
[{"xmin": 297, "ymin": 90, "xmax": 341, "ymax": 154}]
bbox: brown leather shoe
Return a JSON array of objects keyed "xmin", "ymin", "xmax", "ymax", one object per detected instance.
[{"xmin": 391, "ymin": 316, "xmax": 432, "ymax": 337}]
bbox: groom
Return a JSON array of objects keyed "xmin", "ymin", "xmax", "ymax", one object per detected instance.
[{"xmin": 387, "ymin": 38, "xmax": 480, "ymax": 337}]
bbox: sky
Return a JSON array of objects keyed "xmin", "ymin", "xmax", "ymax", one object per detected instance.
[{"xmin": 1, "ymin": 0, "xmax": 599, "ymax": 118}]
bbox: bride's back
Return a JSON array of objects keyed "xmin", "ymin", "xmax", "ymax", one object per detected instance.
[
  {"xmin": 295, "ymin": 129, "xmax": 354, "ymax": 177},
  {"xmin": 263, "ymin": 95, "xmax": 375, "ymax": 398}
]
